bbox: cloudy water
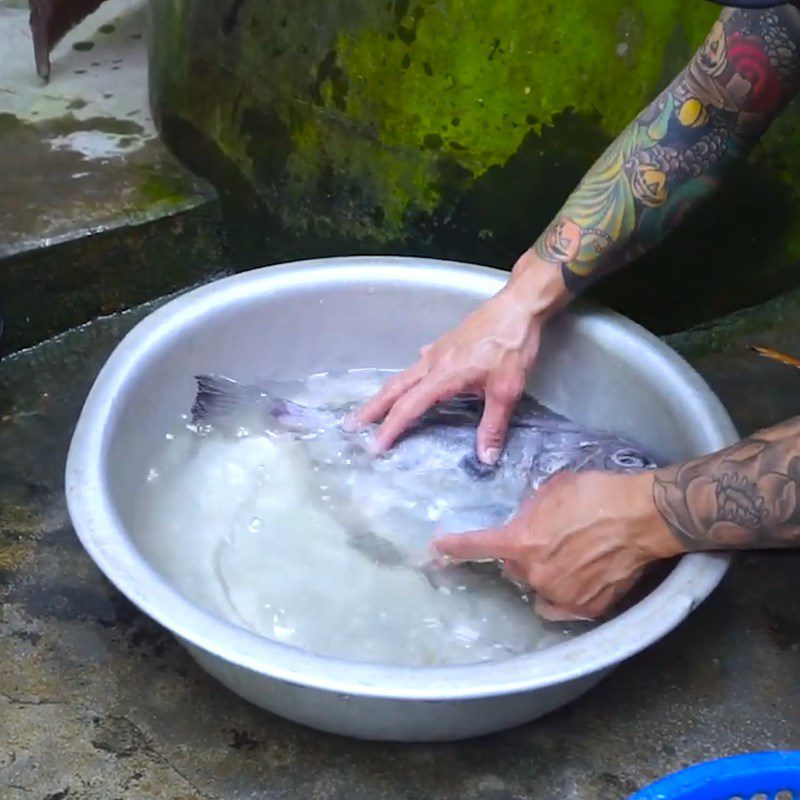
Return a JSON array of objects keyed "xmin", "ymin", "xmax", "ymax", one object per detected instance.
[{"xmin": 131, "ymin": 369, "xmax": 613, "ymax": 667}]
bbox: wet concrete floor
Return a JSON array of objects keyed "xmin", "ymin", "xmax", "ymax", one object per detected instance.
[{"xmin": 1, "ymin": 295, "xmax": 799, "ymax": 799}]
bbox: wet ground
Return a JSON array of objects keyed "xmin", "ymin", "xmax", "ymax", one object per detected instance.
[
  {"xmin": 0, "ymin": 0, "xmax": 222, "ymax": 352},
  {"xmin": 1, "ymin": 294, "xmax": 800, "ymax": 800}
]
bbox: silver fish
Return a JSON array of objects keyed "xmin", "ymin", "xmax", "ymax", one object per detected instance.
[{"xmin": 189, "ymin": 373, "xmax": 658, "ymax": 572}]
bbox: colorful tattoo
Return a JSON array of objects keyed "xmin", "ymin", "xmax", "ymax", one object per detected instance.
[
  {"xmin": 653, "ymin": 417, "xmax": 800, "ymax": 551},
  {"xmin": 533, "ymin": 7, "xmax": 800, "ymax": 292}
]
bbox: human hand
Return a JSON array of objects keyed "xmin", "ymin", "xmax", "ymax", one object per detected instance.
[
  {"xmin": 349, "ymin": 254, "xmax": 568, "ymax": 465},
  {"xmin": 433, "ymin": 470, "xmax": 684, "ymax": 621}
]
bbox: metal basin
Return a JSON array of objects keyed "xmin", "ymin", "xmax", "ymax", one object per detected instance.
[{"xmin": 65, "ymin": 256, "xmax": 737, "ymax": 742}]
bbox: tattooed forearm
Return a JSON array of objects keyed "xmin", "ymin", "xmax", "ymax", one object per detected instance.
[
  {"xmin": 653, "ymin": 417, "xmax": 800, "ymax": 551},
  {"xmin": 533, "ymin": 6, "xmax": 800, "ymax": 293}
]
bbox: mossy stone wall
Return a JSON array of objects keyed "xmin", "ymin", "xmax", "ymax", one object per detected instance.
[{"xmin": 148, "ymin": 0, "xmax": 800, "ymax": 333}]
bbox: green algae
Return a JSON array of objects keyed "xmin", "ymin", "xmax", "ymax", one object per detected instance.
[
  {"xmin": 135, "ymin": 170, "xmax": 196, "ymax": 209},
  {"xmin": 151, "ymin": 0, "xmax": 718, "ymax": 239},
  {"xmin": 0, "ymin": 113, "xmax": 25, "ymax": 137},
  {"xmin": 0, "ymin": 112, "xmax": 144, "ymax": 141},
  {"xmin": 0, "ymin": 539, "xmax": 30, "ymax": 577},
  {"xmin": 332, "ymin": 1, "xmax": 713, "ymax": 169},
  {"xmin": 147, "ymin": 0, "xmax": 800, "ymax": 331},
  {"xmin": 666, "ymin": 287, "xmax": 800, "ymax": 360},
  {"xmin": 749, "ymin": 94, "xmax": 800, "ymax": 265},
  {"xmin": 43, "ymin": 114, "xmax": 144, "ymax": 137},
  {"xmin": 263, "ymin": 0, "xmax": 717, "ymax": 235}
]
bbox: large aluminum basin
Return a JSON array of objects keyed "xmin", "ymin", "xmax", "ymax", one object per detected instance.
[{"xmin": 65, "ymin": 256, "xmax": 737, "ymax": 741}]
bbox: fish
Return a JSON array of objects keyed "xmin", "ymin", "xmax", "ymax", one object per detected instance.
[{"xmin": 189, "ymin": 372, "xmax": 659, "ymax": 570}]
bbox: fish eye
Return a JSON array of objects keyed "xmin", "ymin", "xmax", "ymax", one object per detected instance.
[{"xmin": 612, "ymin": 449, "xmax": 647, "ymax": 468}]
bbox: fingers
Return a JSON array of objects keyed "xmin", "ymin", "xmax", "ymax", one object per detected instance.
[
  {"xmin": 476, "ymin": 373, "xmax": 524, "ymax": 464},
  {"xmin": 434, "ymin": 525, "xmax": 520, "ymax": 563},
  {"xmin": 532, "ymin": 569, "xmax": 643, "ymax": 622},
  {"xmin": 501, "ymin": 559, "xmax": 529, "ymax": 586},
  {"xmin": 533, "ymin": 596, "xmax": 594, "ymax": 622},
  {"xmin": 369, "ymin": 374, "xmax": 461, "ymax": 453},
  {"xmin": 348, "ymin": 363, "xmax": 428, "ymax": 430}
]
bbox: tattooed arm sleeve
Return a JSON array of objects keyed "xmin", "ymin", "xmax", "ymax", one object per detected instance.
[
  {"xmin": 653, "ymin": 418, "xmax": 800, "ymax": 551},
  {"xmin": 532, "ymin": 6, "xmax": 800, "ymax": 294}
]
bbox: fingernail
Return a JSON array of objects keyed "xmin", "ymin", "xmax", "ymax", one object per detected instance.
[
  {"xmin": 480, "ymin": 447, "xmax": 500, "ymax": 465},
  {"xmin": 342, "ymin": 413, "xmax": 361, "ymax": 432}
]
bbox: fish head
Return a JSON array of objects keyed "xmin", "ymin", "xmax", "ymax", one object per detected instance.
[
  {"xmin": 570, "ymin": 435, "xmax": 657, "ymax": 473},
  {"xmin": 524, "ymin": 426, "xmax": 657, "ymax": 490},
  {"xmin": 540, "ymin": 441, "xmax": 655, "ymax": 483}
]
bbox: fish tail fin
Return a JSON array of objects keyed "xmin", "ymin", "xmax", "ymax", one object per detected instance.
[
  {"xmin": 749, "ymin": 345, "xmax": 800, "ymax": 369},
  {"xmin": 191, "ymin": 374, "xmax": 274, "ymax": 428},
  {"xmin": 191, "ymin": 374, "xmax": 317, "ymax": 434}
]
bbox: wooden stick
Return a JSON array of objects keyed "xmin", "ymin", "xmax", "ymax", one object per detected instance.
[{"xmin": 749, "ymin": 345, "xmax": 800, "ymax": 369}]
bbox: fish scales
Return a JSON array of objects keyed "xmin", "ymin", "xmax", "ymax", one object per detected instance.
[
  {"xmin": 131, "ymin": 368, "xmax": 658, "ymax": 667},
  {"xmin": 190, "ymin": 372, "xmax": 658, "ymax": 563}
]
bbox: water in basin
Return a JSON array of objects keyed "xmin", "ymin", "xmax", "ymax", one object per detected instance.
[{"xmin": 130, "ymin": 367, "xmax": 657, "ymax": 667}]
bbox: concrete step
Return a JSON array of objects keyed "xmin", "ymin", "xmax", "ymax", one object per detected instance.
[{"xmin": 0, "ymin": 0, "xmax": 225, "ymax": 353}]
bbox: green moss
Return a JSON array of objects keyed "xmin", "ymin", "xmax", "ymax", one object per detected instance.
[
  {"xmin": 135, "ymin": 172, "xmax": 193, "ymax": 208},
  {"xmin": 0, "ymin": 539, "xmax": 30, "ymax": 575},
  {"xmin": 0, "ymin": 113, "xmax": 24, "ymax": 137},
  {"xmin": 749, "ymin": 94, "xmax": 800, "ymax": 264},
  {"xmin": 666, "ymin": 287, "xmax": 800, "ymax": 359},
  {"xmin": 284, "ymin": 0, "xmax": 715, "ymax": 230},
  {"xmin": 160, "ymin": 0, "xmax": 708, "ymax": 237},
  {"xmin": 43, "ymin": 115, "xmax": 144, "ymax": 137},
  {"xmin": 147, "ymin": 0, "xmax": 800, "ymax": 331},
  {"xmin": 148, "ymin": 0, "xmax": 191, "ymax": 113}
]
